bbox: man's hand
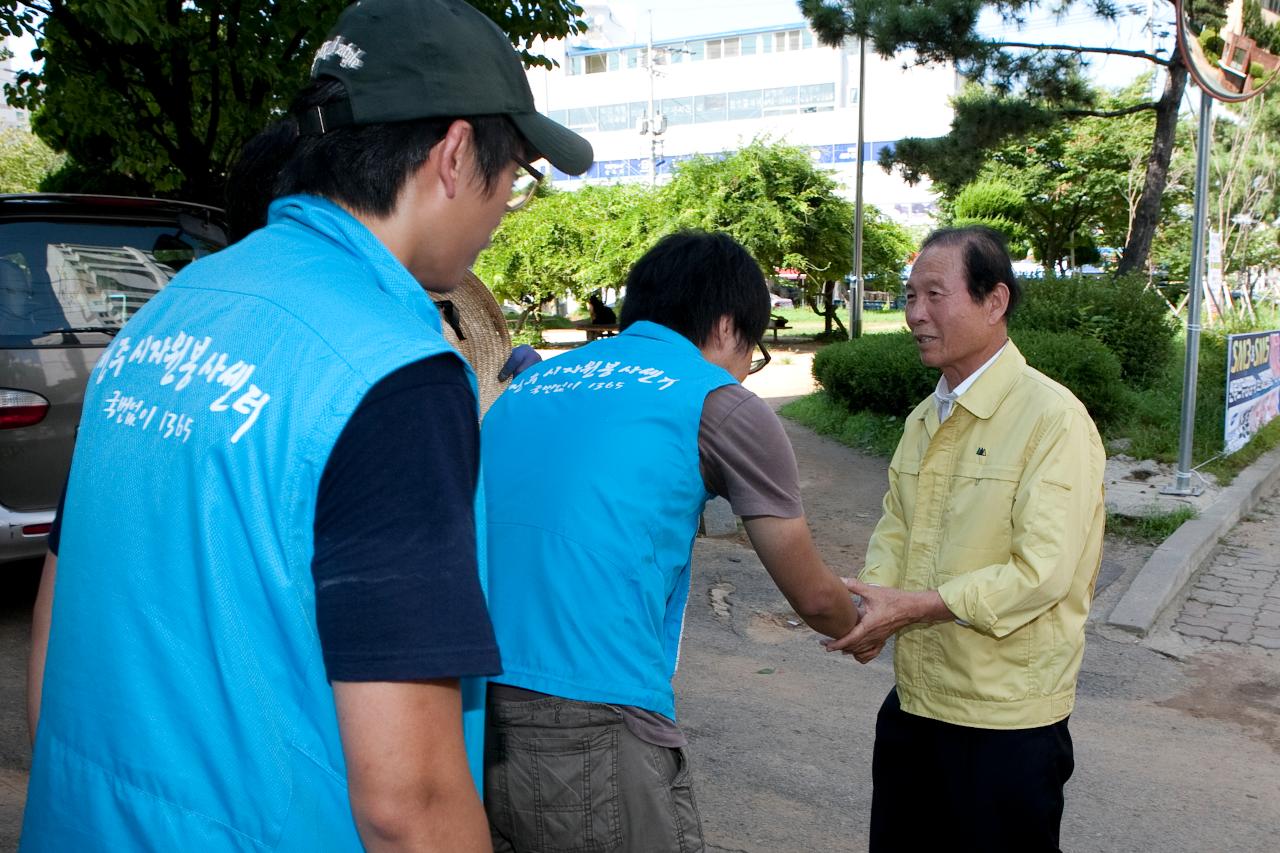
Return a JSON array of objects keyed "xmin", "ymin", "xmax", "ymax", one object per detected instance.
[{"xmin": 823, "ymin": 577, "xmax": 953, "ymax": 664}]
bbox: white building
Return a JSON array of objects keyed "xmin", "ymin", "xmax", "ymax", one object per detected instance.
[
  {"xmin": 526, "ymin": 5, "xmax": 959, "ymax": 224},
  {"xmin": 0, "ymin": 38, "xmax": 31, "ymax": 131}
]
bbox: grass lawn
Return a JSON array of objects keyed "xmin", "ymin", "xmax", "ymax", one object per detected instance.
[{"xmin": 770, "ymin": 307, "xmax": 906, "ymax": 340}]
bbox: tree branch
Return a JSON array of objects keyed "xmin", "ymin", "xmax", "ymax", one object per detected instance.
[
  {"xmin": 1059, "ymin": 102, "xmax": 1159, "ymax": 118},
  {"xmin": 993, "ymin": 40, "xmax": 1170, "ymax": 66}
]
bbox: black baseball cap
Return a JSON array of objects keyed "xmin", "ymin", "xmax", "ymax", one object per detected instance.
[{"xmin": 308, "ymin": 0, "xmax": 593, "ymax": 176}]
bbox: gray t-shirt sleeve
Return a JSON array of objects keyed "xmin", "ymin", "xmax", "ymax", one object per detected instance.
[{"xmin": 698, "ymin": 384, "xmax": 803, "ymax": 519}]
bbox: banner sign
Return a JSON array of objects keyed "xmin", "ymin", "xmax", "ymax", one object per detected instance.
[{"xmin": 1225, "ymin": 329, "xmax": 1280, "ymax": 453}]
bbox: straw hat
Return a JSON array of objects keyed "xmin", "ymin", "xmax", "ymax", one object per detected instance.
[{"xmin": 430, "ymin": 270, "xmax": 513, "ymax": 417}]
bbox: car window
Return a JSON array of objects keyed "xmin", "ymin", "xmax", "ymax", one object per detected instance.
[{"xmin": 0, "ymin": 219, "xmax": 221, "ymax": 347}]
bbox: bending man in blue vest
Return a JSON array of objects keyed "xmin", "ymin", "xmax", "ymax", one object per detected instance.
[
  {"xmin": 481, "ymin": 231, "xmax": 860, "ymax": 852},
  {"xmin": 22, "ymin": 1, "xmax": 591, "ymax": 850}
]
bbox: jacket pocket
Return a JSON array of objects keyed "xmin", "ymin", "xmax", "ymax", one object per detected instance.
[
  {"xmin": 923, "ymin": 615, "xmax": 1034, "ymax": 702},
  {"xmin": 943, "ymin": 462, "xmax": 1020, "ymax": 552}
]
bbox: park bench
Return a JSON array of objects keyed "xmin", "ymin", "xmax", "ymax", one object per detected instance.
[
  {"xmin": 766, "ymin": 315, "xmax": 789, "ymax": 343},
  {"xmin": 579, "ymin": 323, "xmax": 619, "ymax": 341}
]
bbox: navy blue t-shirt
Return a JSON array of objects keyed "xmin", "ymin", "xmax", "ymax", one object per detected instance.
[{"xmin": 51, "ymin": 354, "xmax": 499, "ymax": 684}]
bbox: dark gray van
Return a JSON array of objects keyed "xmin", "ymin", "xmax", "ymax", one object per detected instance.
[{"xmin": 1, "ymin": 194, "xmax": 227, "ymax": 565}]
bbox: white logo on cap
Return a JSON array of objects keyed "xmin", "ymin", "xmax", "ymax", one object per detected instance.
[{"xmin": 312, "ymin": 36, "xmax": 366, "ymax": 74}]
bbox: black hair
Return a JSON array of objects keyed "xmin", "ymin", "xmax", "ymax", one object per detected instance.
[
  {"xmin": 225, "ymin": 78, "xmax": 525, "ymax": 242},
  {"xmin": 917, "ymin": 225, "xmax": 1022, "ymax": 318},
  {"xmin": 619, "ymin": 230, "xmax": 770, "ymax": 349}
]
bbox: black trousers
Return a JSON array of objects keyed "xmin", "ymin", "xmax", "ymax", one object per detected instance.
[{"xmin": 870, "ymin": 688, "xmax": 1074, "ymax": 853}]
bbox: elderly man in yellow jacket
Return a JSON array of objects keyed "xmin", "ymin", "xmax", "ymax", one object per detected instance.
[{"xmin": 828, "ymin": 226, "xmax": 1105, "ymax": 853}]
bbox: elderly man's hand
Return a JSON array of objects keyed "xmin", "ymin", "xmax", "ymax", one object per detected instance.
[{"xmin": 823, "ymin": 578, "xmax": 954, "ymax": 664}]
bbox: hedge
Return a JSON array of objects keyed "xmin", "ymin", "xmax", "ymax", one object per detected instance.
[
  {"xmin": 813, "ymin": 328, "xmax": 1125, "ymax": 427},
  {"xmin": 1010, "ymin": 273, "xmax": 1175, "ymax": 387}
]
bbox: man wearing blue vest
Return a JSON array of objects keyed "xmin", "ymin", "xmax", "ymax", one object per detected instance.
[
  {"xmin": 481, "ymin": 231, "xmax": 860, "ymax": 852},
  {"xmin": 22, "ymin": 1, "xmax": 591, "ymax": 850}
]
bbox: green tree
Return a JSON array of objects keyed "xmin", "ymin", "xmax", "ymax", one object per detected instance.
[
  {"xmin": 662, "ymin": 140, "xmax": 878, "ymax": 334},
  {"xmin": 0, "ymin": 1, "xmax": 586, "ymax": 204},
  {"xmin": 967, "ymin": 85, "xmax": 1163, "ymax": 270},
  {"xmin": 474, "ymin": 183, "xmax": 662, "ymax": 330},
  {"xmin": 800, "ymin": 0, "xmax": 1197, "ymax": 276},
  {"xmin": 948, "ymin": 178, "xmax": 1030, "ymax": 257},
  {"xmin": 0, "ymin": 126, "xmax": 63, "ymax": 192}
]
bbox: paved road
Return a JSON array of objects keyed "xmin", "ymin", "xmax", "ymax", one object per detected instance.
[{"xmin": 0, "ymin": 560, "xmax": 38, "ymax": 848}]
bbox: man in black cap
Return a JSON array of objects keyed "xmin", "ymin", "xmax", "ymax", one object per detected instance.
[{"xmin": 23, "ymin": 2, "xmax": 590, "ymax": 850}]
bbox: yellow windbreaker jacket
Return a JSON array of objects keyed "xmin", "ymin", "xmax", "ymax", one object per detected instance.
[{"xmin": 861, "ymin": 342, "xmax": 1106, "ymax": 729}]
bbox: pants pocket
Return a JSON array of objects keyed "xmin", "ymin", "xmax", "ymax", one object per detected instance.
[
  {"xmin": 662, "ymin": 746, "xmax": 704, "ymax": 852},
  {"xmin": 494, "ymin": 725, "xmax": 623, "ymax": 853}
]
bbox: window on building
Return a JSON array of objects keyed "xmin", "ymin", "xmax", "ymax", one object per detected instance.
[
  {"xmin": 568, "ymin": 106, "xmax": 598, "ymax": 131},
  {"xmin": 741, "ymin": 35, "xmax": 758, "ymax": 56},
  {"xmin": 728, "ymin": 90, "xmax": 763, "ymax": 120},
  {"xmin": 608, "ymin": 52, "xmax": 620, "ymax": 71},
  {"xmin": 695, "ymin": 93, "xmax": 727, "ymax": 123},
  {"xmin": 662, "ymin": 96, "xmax": 694, "ymax": 125},
  {"xmin": 625, "ymin": 49, "xmax": 640, "ymax": 69},
  {"xmin": 798, "ymin": 83, "xmax": 835, "ymax": 107},
  {"xmin": 775, "ymin": 29, "xmax": 801, "ymax": 52},
  {"xmin": 762, "ymin": 85, "xmax": 798, "ymax": 108},
  {"xmin": 802, "ymin": 29, "xmax": 814, "ymax": 49},
  {"xmin": 567, "ymin": 55, "xmax": 583, "ymax": 75},
  {"xmin": 1263, "ymin": 0, "xmax": 1279, "ymax": 13},
  {"xmin": 598, "ymin": 103, "xmax": 630, "ymax": 131},
  {"xmin": 585, "ymin": 53, "xmax": 607, "ymax": 74},
  {"xmin": 687, "ymin": 40, "xmax": 705, "ymax": 61},
  {"xmin": 707, "ymin": 39, "xmax": 722, "ymax": 60}
]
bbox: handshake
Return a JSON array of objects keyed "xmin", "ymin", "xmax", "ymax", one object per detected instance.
[{"xmin": 821, "ymin": 577, "xmax": 953, "ymax": 664}]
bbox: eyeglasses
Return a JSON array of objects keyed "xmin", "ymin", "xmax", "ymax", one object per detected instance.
[
  {"xmin": 749, "ymin": 341, "xmax": 771, "ymax": 375},
  {"xmin": 507, "ymin": 156, "xmax": 545, "ymax": 212}
]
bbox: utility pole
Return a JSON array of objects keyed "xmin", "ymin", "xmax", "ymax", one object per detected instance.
[
  {"xmin": 849, "ymin": 37, "xmax": 866, "ymax": 339},
  {"xmin": 638, "ymin": 14, "xmax": 667, "ymax": 185}
]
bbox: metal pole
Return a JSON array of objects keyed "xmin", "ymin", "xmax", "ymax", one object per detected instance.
[
  {"xmin": 647, "ymin": 20, "xmax": 657, "ymax": 186},
  {"xmin": 849, "ymin": 37, "xmax": 866, "ymax": 339},
  {"xmin": 1164, "ymin": 88, "xmax": 1213, "ymax": 496}
]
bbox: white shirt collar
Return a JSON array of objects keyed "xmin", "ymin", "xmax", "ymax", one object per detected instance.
[{"xmin": 933, "ymin": 341, "xmax": 1008, "ymax": 422}]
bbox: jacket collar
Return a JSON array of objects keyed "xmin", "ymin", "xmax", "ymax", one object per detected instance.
[
  {"xmin": 914, "ymin": 340, "xmax": 1025, "ymax": 427},
  {"xmin": 619, "ymin": 320, "xmax": 704, "ymax": 358},
  {"xmin": 267, "ymin": 194, "xmax": 443, "ymax": 335},
  {"xmin": 952, "ymin": 339, "xmax": 1024, "ymax": 420}
]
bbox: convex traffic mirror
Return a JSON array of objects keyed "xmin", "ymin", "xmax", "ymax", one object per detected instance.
[{"xmin": 1177, "ymin": 0, "xmax": 1280, "ymax": 101}]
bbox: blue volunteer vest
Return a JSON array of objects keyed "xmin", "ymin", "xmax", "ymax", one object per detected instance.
[
  {"xmin": 21, "ymin": 196, "xmax": 488, "ymax": 851},
  {"xmin": 482, "ymin": 321, "xmax": 736, "ymax": 719}
]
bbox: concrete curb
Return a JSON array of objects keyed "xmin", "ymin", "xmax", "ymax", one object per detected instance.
[{"xmin": 1108, "ymin": 444, "xmax": 1280, "ymax": 635}]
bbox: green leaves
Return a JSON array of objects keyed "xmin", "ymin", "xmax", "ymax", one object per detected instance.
[
  {"xmin": 0, "ymin": 127, "xmax": 64, "ymax": 192},
  {"xmin": 1, "ymin": 0, "xmax": 588, "ymax": 203},
  {"xmin": 475, "ymin": 139, "xmax": 914, "ymax": 316}
]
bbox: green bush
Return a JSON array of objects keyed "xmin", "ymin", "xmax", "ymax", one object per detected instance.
[
  {"xmin": 813, "ymin": 327, "xmax": 1125, "ymax": 426},
  {"xmin": 812, "ymin": 331, "xmax": 936, "ymax": 416},
  {"xmin": 1123, "ymin": 334, "xmax": 1229, "ymax": 465},
  {"xmin": 1010, "ymin": 273, "xmax": 1175, "ymax": 386},
  {"xmin": 1010, "ymin": 329, "xmax": 1125, "ymax": 428}
]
